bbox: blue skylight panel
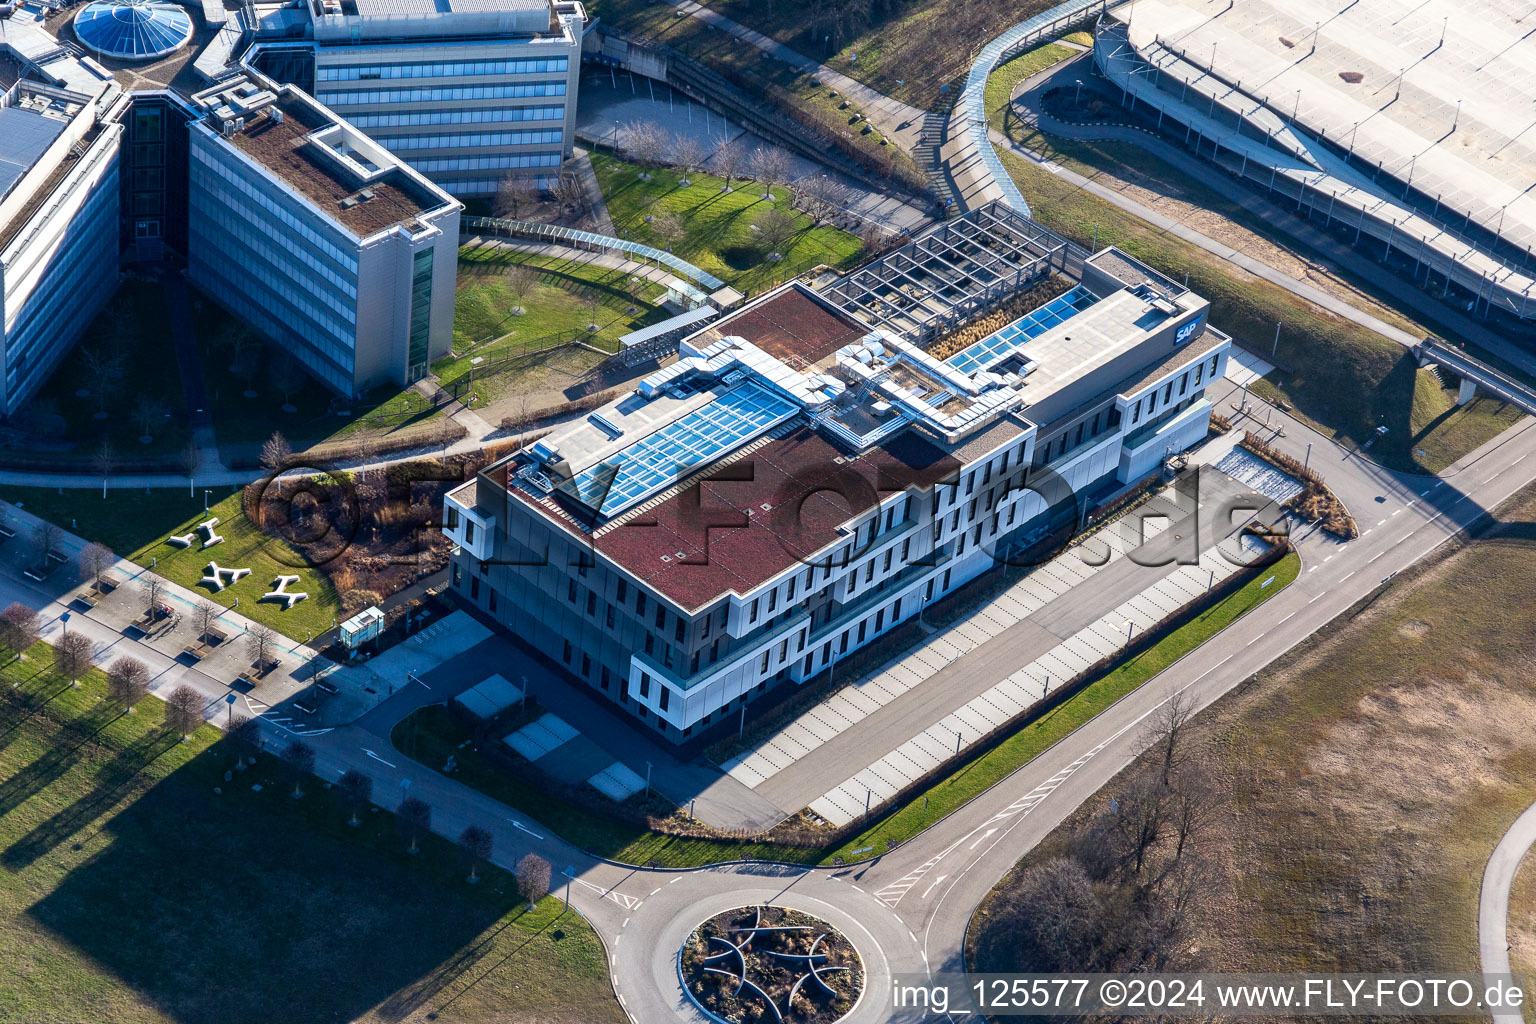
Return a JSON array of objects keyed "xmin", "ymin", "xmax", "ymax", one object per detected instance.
[
  {"xmin": 562, "ymin": 383, "xmax": 799, "ymax": 518},
  {"xmin": 945, "ymin": 286, "xmax": 1101, "ymax": 375}
]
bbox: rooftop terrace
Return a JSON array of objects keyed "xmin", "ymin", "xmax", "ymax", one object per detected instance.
[
  {"xmin": 694, "ymin": 284, "xmax": 870, "ymax": 367},
  {"xmin": 221, "ymin": 95, "xmax": 441, "ymax": 237}
]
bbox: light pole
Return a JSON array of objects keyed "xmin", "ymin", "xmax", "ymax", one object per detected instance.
[
  {"xmin": 644, "ymin": 761, "xmax": 653, "ymax": 799},
  {"xmin": 1272, "ymin": 321, "xmax": 1282, "ymax": 357},
  {"xmin": 203, "ymin": 489, "xmax": 211, "ymax": 512},
  {"xmin": 738, "ymin": 703, "xmax": 747, "ymax": 740},
  {"xmin": 1304, "ymin": 442, "xmax": 1313, "ymax": 471}
]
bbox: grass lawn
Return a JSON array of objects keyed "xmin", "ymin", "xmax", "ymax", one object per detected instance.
[
  {"xmin": 0, "ymin": 486, "xmax": 209, "ymax": 558},
  {"xmin": 591, "ymin": 153, "xmax": 867, "ymax": 296},
  {"xmin": 124, "ymin": 489, "xmax": 342, "ymax": 639},
  {"xmin": 392, "ymin": 552, "xmax": 1298, "ymax": 869},
  {"xmin": 0, "ymin": 640, "xmax": 620, "ymax": 1024},
  {"xmin": 974, "ymin": 483, "xmax": 1536, "ymax": 983},
  {"xmin": 593, "ymin": 0, "xmax": 1062, "ymax": 108},
  {"xmin": 982, "ymin": 41, "xmax": 1078, "ymax": 134},
  {"xmin": 994, "ymin": 147, "xmax": 1523, "ymax": 473}
]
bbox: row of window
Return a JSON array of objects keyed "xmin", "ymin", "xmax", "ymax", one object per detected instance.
[
  {"xmin": 344, "ymin": 105, "xmax": 564, "ymax": 128},
  {"xmin": 1128, "ymin": 352, "xmax": 1218, "ymax": 427},
  {"xmin": 374, "ymin": 128, "xmax": 563, "ymax": 152},
  {"xmin": 192, "ymin": 142, "xmax": 359, "ymax": 273},
  {"xmin": 317, "ymin": 57, "xmax": 569, "ymax": 81},
  {"xmin": 432, "ymin": 174, "xmax": 558, "ymax": 193},
  {"xmin": 317, "ymin": 81, "xmax": 567, "ymax": 106},
  {"xmin": 406, "ymin": 151, "xmax": 562, "ymax": 173},
  {"xmin": 191, "ymin": 173, "xmax": 359, "ymax": 304}
]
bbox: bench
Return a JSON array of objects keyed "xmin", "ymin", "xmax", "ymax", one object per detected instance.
[
  {"xmin": 292, "ymin": 701, "xmax": 316, "ymax": 715},
  {"xmin": 314, "ymin": 680, "xmax": 338, "ymax": 695}
]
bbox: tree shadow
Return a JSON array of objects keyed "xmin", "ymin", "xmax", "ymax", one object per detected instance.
[{"xmin": 27, "ymin": 744, "xmax": 517, "ymax": 1024}]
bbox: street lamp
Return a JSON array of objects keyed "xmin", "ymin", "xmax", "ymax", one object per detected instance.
[{"xmin": 203, "ymin": 489, "xmax": 211, "ymax": 512}]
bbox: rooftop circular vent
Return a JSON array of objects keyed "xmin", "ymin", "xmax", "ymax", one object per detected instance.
[{"xmin": 74, "ymin": 0, "xmax": 194, "ymax": 62}]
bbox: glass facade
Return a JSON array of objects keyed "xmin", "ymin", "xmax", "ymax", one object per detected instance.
[
  {"xmin": 317, "ymin": 56, "xmax": 568, "ymax": 81},
  {"xmin": 372, "ymin": 128, "xmax": 561, "ymax": 151},
  {"xmin": 316, "ymin": 81, "xmax": 566, "ymax": 105},
  {"xmin": 344, "ymin": 106, "xmax": 563, "ymax": 128},
  {"xmin": 407, "ymin": 247, "xmax": 433, "ymax": 380}
]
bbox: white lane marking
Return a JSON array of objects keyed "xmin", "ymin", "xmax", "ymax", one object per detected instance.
[
  {"xmin": 569, "ymin": 874, "xmax": 641, "ymax": 910},
  {"xmin": 1391, "ymin": 509, "xmax": 1402, "ymax": 516},
  {"xmin": 362, "ymin": 748, "xmax": 395, "ymax": 768},
  {"xmin": 1342, "ymin": 571, "xmax": 1356, "ymax": 582},
  {"xmin": 1368, "ymin": 551, "xmax": 1384, "ymax": 563},
  {"xmin": 1307, "ymin": 566, "xmax": 1317, "ymax": 573},
  {"xmin": 921, "ymin": 875, "xmax": 949, "ymax": 899},
  {"xmin": 969, "ymin": 828, "xmax": 998, "ymax": 851},
  {"xmin": 508, "ymin": 819, "xmax": 544, "ymax": 839}
]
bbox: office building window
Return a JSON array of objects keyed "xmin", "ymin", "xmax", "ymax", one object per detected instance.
[
  {"xmin": 562, "ymin": 640, "xmax": 572, "ymax": 664},
  {"xmin": 605, "ymin": 605, "xmax": 614, "ymax": 628},
  {"xmin": 656, "ymin": 605, "xmax": 666, "ymax": 628},
  {"xmin": 644, "ymin": 633, "xmax": 654, "ymax": 655},
  {"xmin": 636, "ymin": 591, "xmax": 646, "ymax": 616},
  {"xmin": 470, "ymin": 577, "xmax": 479, "ymax": 600},
  {"xmin": 600, "ymin": 666, "xmax": 610, "ymax": 690},
  {"xmin": 567, "ymin": 578, "xmax": 576, "ymax": 602},
  {"xmin": 446, "ymin": 507, "xmax": 459, "ymax": 530},
  {"xmin": 1179, "ymin": 372, "xmax": 1189, "ymax": 395},
  {"xmin": 1132, "ymin": 399, "xmax": 1142, "ymax": 424},
  {"xmin": 406, "ymin": 247, "xmax": 433, "ymax": 378},
  {"xmin": 488, "ymin": 590, "xmax": 497, "ymax": 613},
  {"xmin": 760, "ymin": 651, "xmax": 769, "ymax": 673},
  {"xmin": 463, "ymin": 518, "xmax": 474, "ymax": 544},
  {"xmin": 857, "ymin": 622, "xmax": 867, "ymax": 643},
  {"xmin": 586, "ymin": 591, "xmax": 596, "ymax": 616},
  {"xmin": 639, "ymin": 672, "xmax": 651, "ymax": 698},
  {"xmin": 580, "ymin": 653, "xmax": 591, "ymax": 677},
  {"xmin": 1210, "ymin": 354, "xmax": 1219, "ymax": 375},
  {"xmin": 749, "ymin": 598, "xmax": 759, "ymax": 622},
  {"xmin": 674, "ymin": 618, "xmax": 685, "ymax": 643},
  {"xmin": 659, "ymin": 687, "xmax": 669, "ymax": 712},
  {"xmin": 617, "ymin": 580, "xmax": 627, "ymax": 604}
]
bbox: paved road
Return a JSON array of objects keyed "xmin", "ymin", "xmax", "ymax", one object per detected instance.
[
  {"xmin": 1481, "ymin": 801, "xmax": 1536, "ymax": 1024},
  {"xmin": 15, "ymin": 381, "xmax": 1536, "ymax": 1020}
]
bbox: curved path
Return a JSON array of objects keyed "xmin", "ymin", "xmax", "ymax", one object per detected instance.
[{"xmin": 1481, "ymin": 801, "xmax": 1536, "ymax": 1024}]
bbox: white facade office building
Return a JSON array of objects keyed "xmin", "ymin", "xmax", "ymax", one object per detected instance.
[
  {"xmin": 186, "ymin": 76, "xmax": 461, "ymax": 394},
  {"xmin": 444, "ymin": 246, "xmax": 1230, "ymax": 742}
]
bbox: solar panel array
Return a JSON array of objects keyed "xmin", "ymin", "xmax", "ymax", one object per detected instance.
[
  {"xmin": 946, "ymin": 286, "xmax": 1101, "ymax": 375},
  {"xmin": 564, "ymin": 382, "xmax": 800, "ymax": 519}
]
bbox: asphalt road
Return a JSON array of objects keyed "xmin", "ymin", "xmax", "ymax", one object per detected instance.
[
  {"xmin": 1480, "ymin": 801, "xmax": 1536, "ymax": 1024},
  {"xmin": 8, "ymin": 384, "xmax": 1536, "ymax": 1022}
]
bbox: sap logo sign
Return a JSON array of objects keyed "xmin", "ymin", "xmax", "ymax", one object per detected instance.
[{"xmin": 1175, "ymin": 317, "xmax": 1204, "ymax": 345}]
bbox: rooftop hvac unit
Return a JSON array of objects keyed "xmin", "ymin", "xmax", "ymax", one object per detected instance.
[
  {"xmin": 221, "ymin": 118, "xmax": 236, "ymax": 137},
  {"xmin": 358, "ymin": 188, "xmax": 376, "ymax": 201},
  {"xmin": 234, "ymin": 116, "xmax": 244, "ymax": 132},
  {"xmin": 270, "ymin": 107, "xmax": 283, "ymax": 125}
]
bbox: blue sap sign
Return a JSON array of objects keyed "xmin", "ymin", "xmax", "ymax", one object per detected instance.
[{"xmin": 1175, "ymin": 316, "xmax": 1204, "ymax": 346}]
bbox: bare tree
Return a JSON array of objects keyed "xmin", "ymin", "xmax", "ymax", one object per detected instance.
[
  {"xmin": 458, "ymin": 824, "xmax": 493, "ymax": 883},
  {"xmin": 339, "ymin": 768, "xmax": 374, "ymax": 826},
  {"xmin": 505, "ymin": 262, "xmax": 538, "ymax": 315},
  {"xmin": 106, "ymin": 656, "xmax": 150, "ymax": 710},
  {"xmin": 796, "ymin": 173, "xmax": 844, "ymax": 226},
  {"xmin": 713, "ymin": 139, "xmax": 745, "ymax": 190},
  {"xmin": 269, "ymin": 355, "xmax": 305, "ymax": 413},
  {"xmin": 229, "ymin": 712, "xmax": 262, "ymax": 769},
  {"xmin": 552, "ymin": 171, "xmax": 586, "ymax": 216},
  {"xmin": 651, "ymin": 210, "xmax": 685, "ymax": 252},
  {"xmin": 260, "ymin": 431, "xmax": 293, "ymax": 475},
  {"xmin": 246, "ymin": 623, "xmax": 278, "ymax": 676},
  {"xmin": 861, "ymin": 222, "xmax": 892, "ymax": 254},
  {"xmin": 141, "ymin": 575, "xmax": 165, "ymax": 619},
  {"xmin": 194, "ymin": 599, "xmax": 221, "ymax": 643},
  {"xmin": 165, "ymin": 683, "xmax": 205, "ymax": 739},
  {"xmin": 625, "ymin": 119, "xmax": 666, "ymax": 176},
  {"xmin": 493, "ymin": 173, "xmax": 538, "ymax": 220},
  {"xmin": 78, "ymin": 542, "xmax": 115, "ymax": 592},
  {"xmin": 1142, "ymin": 691, "xmax": 1195, "ymax": 786},
  {"xmin": 754, "ymin": 207, "xmax": 799, "ymax": 258},
  {"xmin": 179, "ymin": 439, "xmax": 201, "ymax": 479},
  {"xmin": 747, "ymin": 146, "xmax": 791, "ymax": 199},
  {"xmin": 516, "ymin": 852, "xmax": 551, "ymax": 909},
  {"xmin": 398, "ymin": 796, "xmax": 432, "ymax": 854},
  {"xmin": 33, "ymin": 521, "xmax": 60, "ymax": 568},
  {"xmin": 580, "ymin": 287, "xmax": 604, "ymax": 331},
  {"xmin": 132, "ymin": 393, "xmax": 168, "ymax": 443},
  {"xmin": 670, "ymin": 133, "xmax": 705, "ymax": 185},
  {"xmin": 0, "ymin": 603, "xmax": 40, "ymax": 660},
  {"xmin": 283, "ymin": 739, "xmax": 316, "ymax": 797},
  {"xmin": 1002, "ymin": 857, "xmax": 1104, "ymax": 973},
  {"xmin": 93, "ymin": 440, "xmax": 117, "ymax": 485},
  {"xmin": 81, "ymin": 346, "xmax": 125, "ymax": 419},
  {"xmin": 57, "ymin": 631, "xmax": 94, "ymax": 687}
]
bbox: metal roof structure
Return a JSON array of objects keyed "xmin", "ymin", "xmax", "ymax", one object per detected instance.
[
  {"xmin": 946, "ymin": 285, "xmax": 1101, "ymax": 374},
  {"xmin": 73, "ymin": 0, "xmax": 195, "ymax": 61},
  {"xmin": 0, "ymin": 107, "xmax": 68, "ymax": 202}
]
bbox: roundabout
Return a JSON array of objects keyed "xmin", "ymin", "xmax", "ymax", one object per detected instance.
[{"xmin": 613, "ymin": 868, "xmax": 924, "ymax": 1024}]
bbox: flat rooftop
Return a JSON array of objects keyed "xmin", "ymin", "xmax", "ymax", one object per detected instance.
[
  {"xmin": 347, "ymin": 0, "xmax": 548, "ymax": 13},
  {"xmin": 223, "ymin": 96, "xmax": 439, "ymax": 237},
  {"xmin": 0, "ymin": 106, "xmax": 68, "ymax": 204},
  {"xmin": 694, "ymin": 284, "xmax": 871, "ymax": 367},
  {"xmin": 1121, "ymin": 0, "xmax": 1536, "ymax": 256},
  {"xmin": 588, "ymin": 426, "xmax": 960, "ymax": 612}
]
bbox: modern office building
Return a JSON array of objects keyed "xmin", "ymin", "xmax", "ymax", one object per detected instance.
[
  {"xmin": 260, "ymin": 0, "xmax": 584, "ymax": 195},
  {"xmin": 187, "ymin": 75, "xmax": 460, "ymax": 393},
  {"xmin": 0, "ymin": 19, "xmax": 125, "ymax": 417},
  {"xmin": 444, "ymin": 243, "xmax": 1228, "ymax": 741}
]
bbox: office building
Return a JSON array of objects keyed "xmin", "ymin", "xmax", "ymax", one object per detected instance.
[
  {"xmin": 444, "ymin": 239, "xmax": 1229, "ymax": 741},
  {"xmin": 187, "ymin": 76, "xmax": 460, "ymax": 393}
]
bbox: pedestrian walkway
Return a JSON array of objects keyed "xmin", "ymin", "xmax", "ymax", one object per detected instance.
[{"xmin": 724, "ymin": 470, "xmax": 1277, "ymax": 824}]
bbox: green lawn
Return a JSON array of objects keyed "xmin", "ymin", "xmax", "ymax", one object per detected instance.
[
  {"xmin": 0, "ymin": 640, "xmax": 620, "ymax": 1024},
  {"xmin": 392, "ymin": 552, "xmax": 1299, "ymax": 869},
  {"xmin": 983, "ymin": 41, "xmax": 1078, "ymax": 135},
  {"xmin": 0, "ymin": 486, "xmax": 210, "ymax": 558},
  {"xmin": 994, "ymin": 148, "xmax": 1523, "ymax": 473},
  {"xmin": 591, "ymin": 153, "xmax": 868, "ymax": 295},
  {"xmin": 123, "ymin": 489, "xmax": 341, "ymax": 639}
]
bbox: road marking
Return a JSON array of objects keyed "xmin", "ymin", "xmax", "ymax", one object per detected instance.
[
  {"xmin": 1324, "ymin": 554, "xmax": 1333, "ymax": 562},
  {"xmin": 569, "ymin": 875, "xmax": 641, "ymax": 910},
  {"xmin": 921, "ymin": 875, "xmax": 948, "ymax": 899},
  {"xmin": 1308, "ymin": 591, "xmax": 1324, "ymax": 603},
  {"xmin": 361, "ymin": 748, "xmax": 395, "ymax": 768},
  {"xmin": 1368, "ymin": 551, "xmax": 1384, "ymax": 563},
  {"xmin": 1307, "ymin": 566, "xmax": 1317, "ymax": 573},
  {"xmin": 1377, "ymin": 519, "xmax": 1387, "ymax": 526},
  {"xmin": 1363, "ymin": 528, "xmax": 1373, "ymax": 536},
  {"xmin": 508, "ymin": 819, "xmax": 544, "ymax": 839},
  {"xmin": 1341, "ymin": 571, "xmax": 1356, "ymax": 582},
  {"xmin": 1276, "ymin": 612, "xmax": 1295, "ymax": 627},
  {"xmin": 1391, "ymin": 509, "xmax": 1402, "ymax": 516},
  {"xmin": 969, "ymin": 828, "xmax": 998, "ymax": 851}
]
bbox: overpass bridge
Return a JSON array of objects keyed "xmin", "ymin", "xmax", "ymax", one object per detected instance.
[{"xmin": 1419, "ymin": 338, "xmax": 1536, "ymax": 417}]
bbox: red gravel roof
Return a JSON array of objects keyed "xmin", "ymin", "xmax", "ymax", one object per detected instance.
[
  {"xmin": 590, "ymin": 427, "xmax": 959, "ymax": 610},
  {"xmin": 699, "ymin": 284, "xmax": 869, "ymax": 365}
]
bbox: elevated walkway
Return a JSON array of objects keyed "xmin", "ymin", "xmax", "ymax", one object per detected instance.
[{"xmin": 1419, "ymin": 339, "xmax": 1536, "ymax": 416}]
